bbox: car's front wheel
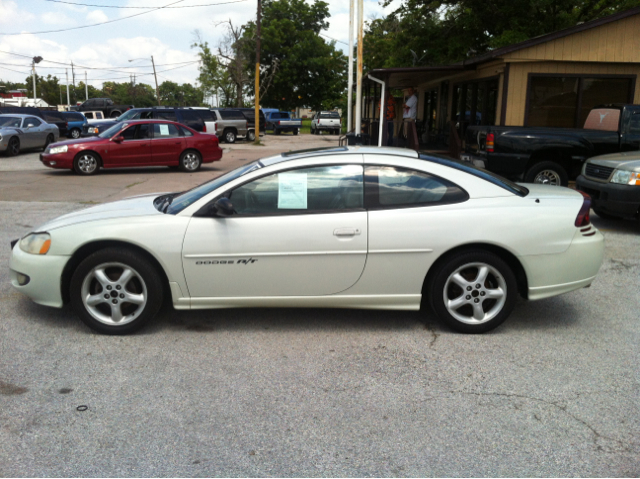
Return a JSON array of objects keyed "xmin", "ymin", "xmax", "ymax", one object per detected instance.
[
  {"xmin": 6, "ymin": 137, "xmax": 20, "ymax": 156},
  {"xmin": 70, "ymin": 128, "xmax": 81, "ymax": 139},
  {"xmin": 70, "ymin": 248, "xmax": 164, "ymax": 334},
  {"xmin": 43, "ymin": 134, "xmax": 54, "ymax": 150},
  {"xmin": 73, "ymin": 152, "xmax": 100, "ymax": 175},
  {"xmin": 428, "ymin": 250, "xmax": 518, "ymax": 333}
]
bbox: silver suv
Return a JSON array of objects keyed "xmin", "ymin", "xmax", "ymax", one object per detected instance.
[{"xmin": 211, "ymin": 109, "xmax": 248, "ymax": 143}]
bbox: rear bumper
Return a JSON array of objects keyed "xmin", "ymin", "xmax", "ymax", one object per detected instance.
[
  {"xmin": 520, "ymin": 227, "xmax": 604, "ymax": 300},
  {"xmin": 576, "ymin": 174, "xmax": 640, "ymax": 218}
]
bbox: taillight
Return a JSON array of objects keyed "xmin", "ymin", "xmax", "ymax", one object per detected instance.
[
  {"xmin": 203, "ymin": 123, "xmax": 207, "ymax": 133},
  {"xmin": 278, "ymin": 120, "xmax": 281, "ymax": 125},
  {"xmin": 575, "ymin": 190, "xmax": 591, "ymax": 227},
  {"xmin": 486, "ymin": 133, "xmax": 495, "ymax": 152}
]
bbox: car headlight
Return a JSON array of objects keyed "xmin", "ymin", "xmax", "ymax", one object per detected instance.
[
  {"xmin": 88, "ymin": 127, "xmax": 98, "ymax": 133},
  {"xmin": 48, "ymin": 145, "xmax": 68, "ymax": 155},
  {"xmin": 610, "ymin": 169, "xmax": 640, "ymax": 185},
  {"xmin": 19, "ymin": 233, "xmax": 51, "ymax": 255}
]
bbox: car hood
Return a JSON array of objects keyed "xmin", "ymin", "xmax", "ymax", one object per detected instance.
[
  {"xmin": 50, "ymin": 136, "xmax": 106, "ymax": 147},
  {"xmin": 37, "ymin": 194, "xmax": 163, "ymax": 231},
  {"xmin": 91, "ymin": 120, "xmax": 118, "ymax": 128},
  {"xmin": 588, "ymin": 151, "xmax": 640, "ymax": 172}
]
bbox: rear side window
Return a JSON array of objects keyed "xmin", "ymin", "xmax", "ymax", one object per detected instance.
[
  {"xmin": 154, "ymin": 110, "xmax": 177, "ymax": 121},
  {"xmin": 192, "ymin": 110, "xmax": 214, "ymax": 121},
  {"xmin": 219, "ymin": 109, "xmax": 244, "ymax": 120},
  {"xmin": 63, "ymin": 112, "xmax": 85, "ymax": 121},
  {"xmin": 180, "ymin": 110, "xmax": 200, "ymax": 121},
  {"xmin": 153, "ymin": 123, "xmax": 181, "ymax": 138},
  {"xmin": 365, "ymin": 166, "xmax": 468, "ymax": 208},
  {"xmin": 179, "ymin": 126, "xmax": 193, "ymax": 137},
  {"xmin": 320, "ymin": 112, "xmax": 340, "ymax": 119}
]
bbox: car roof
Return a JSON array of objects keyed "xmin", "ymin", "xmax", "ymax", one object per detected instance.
[
  {"xmin": 259, "ymin": 146, "xmax": 418, "ymax": 166},
  {"xmin": 0, "ymin": 113, "xmax": 40, "ymax": 118}
]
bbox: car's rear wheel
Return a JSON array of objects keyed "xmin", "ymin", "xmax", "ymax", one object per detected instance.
[
  {"xmin": 428, "ymin": 250, "xmax": 517, "ymax": 333},
  {"xmin": 179, "ymin": 150, "xmax": 202, "ymax": 172},
  {"xmin": 524, "ymin": 161, "xmax": 568, "ymax": 186},
  {"xmin": 224, "ymin": 129, "xmax": 237, "ymax": 143},
  {"xmin": 6, "ymin": 137, "xmax": 20, "ymax": 156},
  {"xmin": 247, "ymin": 130, "xmax": 256, "ymax": 142},
  {"xmin": 73, "ymin": 152, "xmax": 100, "ymax": 175},
  {"xmin": 275, "ymin": 129, "xmax": 281, "ymax": 135},
  {"xmin": 43, "ymin": 134, "xmax": 54, "ymax": 150},
  {"xmin": 293, "ymin": 129, "xmax": 299, "ymax": 136},
  {"xmin": 70, "ymin": 248, "xmax": 163, "ymax": 334}
]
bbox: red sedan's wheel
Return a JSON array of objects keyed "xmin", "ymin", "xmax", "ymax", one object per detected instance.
[
  {"xmin": 74, "ymin": 152, "xmax": 100, "ymax": 175},
  {"xmin": 179, "ymin": 150, "xmax": 202, "ymax": 172}
]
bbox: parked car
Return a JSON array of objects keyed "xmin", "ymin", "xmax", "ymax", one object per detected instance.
[
  {"xmin": 210, "ymin": 108, "xmax": 248, "ymax": 143},
  {"xmin": 576, "ymin": 151, "xmax": 640, "ymax": 220},
  {"xmin": 76, "ymin": 98, "xmax": 133, "ymax": 118},
  {"xmin": 81, "ymin": 107, "xmax": 216, "ymax": 137},
  {"xmin": 61, "ymin": 111, "xmax": 88, "ymax": 139},
  {"xmin": 0, "ymin": 106, "xmax": 68, "ymax": 138},
  {"xmin": 463, "ymin": 104, "xmax": 640, "ymax": 186},
  {"xmin": 311, "ymin": 110, "xmax": 342, "ymax": 135},
  {"xmin": 0, "ymin": 114, "xmax": 59, "ymax": 156},
  {"xmin": 40, "ymin": 119, "xmax": 222, "ymax": 175},
  {"xmin": 218, "ymin": 107, "xmax": 266, "ymax": 141},
  {"xmin": 81, "ymin": 111, "xmax": 106, "ymax": 122},
  {"xmin": 11, "ymin": 146, "xmax": 603, "ymax": 335},
  {"xmin": 265, "ymin": 111, "xmax": 302, "ymax": 135}
]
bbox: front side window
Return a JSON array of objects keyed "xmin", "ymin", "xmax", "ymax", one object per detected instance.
[
  {"xmin": 99, "ymin": 122, "xmax": 128, "ymax": 139},
  {"xmin": 366, "ymin": 166, "xmax": 468, "ymax": 208},
  {"xmin": 120, "ymin": 124, "xmax": 150, "ymax": 141},
  {"xmin": 153, "ymin": 123, "xmax": 180, "ymax": 138},
  {"xmin": 24, "ymin": 117, "xmax": 41, "ymax": 127},
  {"xmin": 228, "ymin": 164, "xmax": 363, "ymax": 216}
]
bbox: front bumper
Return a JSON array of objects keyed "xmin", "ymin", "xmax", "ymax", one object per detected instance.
[
  {"xmin": 40, "ymin": 152, "xmax": 74, "ymax": 169},
  {"xmin": 576, "ymin": 174, "xmax": 640, "ymax": 218},
  {"xmin": 9, "ymin": 242, "xmax": 70, "ymax": 308}
]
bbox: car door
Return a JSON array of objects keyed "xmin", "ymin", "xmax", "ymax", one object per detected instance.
[
  {"xmin": 151, "ymin": 123, "xmax": 184, "ymax": 165},
  {"xmin": 182, "ymin": 161, "xmax": 367, "ymax": 297},
  {"xmin": 22, "ymin": 117, "xmax": 46, "ymax": 147},
  {"xmin": 106, "ymin": 123, "xmax": 151, "ymax": 167}
]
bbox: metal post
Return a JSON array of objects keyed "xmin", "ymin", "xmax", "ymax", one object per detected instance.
[
  {"xmin": 367, "ymin": 74, "xmax": 385, "ymax": 147},
  {"xmin": 32, "ymin": 61, "xmax": 36, "ymax": 103},
  {"xmin": 347, "ymin": 0, "xmax": 354, "ymax": 133},
  {"xmin": 85, "ymin": 71, "xmax": 88, "ymax": 100},
  {"xmin": 151, "ymin": 55, "xmax": 160, "ymax": 106},
  {"xmin": 254, "ymin": 0, "xmax": 261, "ymax": 143},
  {"xmin": 354, "ymin": 0, "xmax": 364, "ymax": 137},
  {"xmin": 65, "ymin": 69, "xmax": 70, "ymax": 109}
]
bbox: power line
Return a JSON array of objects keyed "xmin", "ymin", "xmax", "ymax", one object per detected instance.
[
  {"xmin": 0, "ymin": 66, "xmax": 32, "ymax": 75},
  {"xmin": 0, "ymin": 0, "xmax": 186, "ymax": 35},
  {"xmin": 320, "ymin": 33, "xmax": 349, "ymax": 46},
  {"xmin": 42, "ymin": 0, "xmax": 248, "ymax": 8}
]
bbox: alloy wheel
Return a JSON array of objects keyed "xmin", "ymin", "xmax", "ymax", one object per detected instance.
[
  {"xmin": 443, "ymin": 262, "xmax": 507, "ymax": 325},
  {"xmin": 182, "ymin": 152, "xmax": 200, "ymax": 171},
  {"xmin": 533, "ymin": 169, "xmax": 561, "ymax": 185},
  {"xmin": 81, "ymin": 262, "xmax": 148, "ymax": 326},
  {"xmin": 77, "ymin": 154, "xmax": 98, "ymax": 174}
]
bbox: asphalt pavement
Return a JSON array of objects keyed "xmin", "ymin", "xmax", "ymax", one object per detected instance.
[{"xmin": 1, "ymin": 136, "xmax": 639, "ymax": 476}]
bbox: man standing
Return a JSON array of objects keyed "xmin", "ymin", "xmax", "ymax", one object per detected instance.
[
  {"xmin": 402, "ymin": 87, "xmax": 418, "ymax": 142},
  {"xmin": 379, "ymin": 91, "xmax": 396, "ymax": 146}
]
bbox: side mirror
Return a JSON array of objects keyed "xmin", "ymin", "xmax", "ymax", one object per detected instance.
[
  {"xmin": 112, "ymin": 135, "xmax": 124, "ymax": 143},
  {"xmin": 25, "ymin": 125, "xmax": 32, "ymax": 129},
  {"xmin": 213, "ymin": 197, "xmax": 235, "ymax": 216}
]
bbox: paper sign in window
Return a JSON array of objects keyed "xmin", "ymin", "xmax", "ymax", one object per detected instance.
[
  {"xmin": 159, "ymin": 124, "xmax": 170, "ymax": 136},
  {"xmin": 278, "ymin": 173, "xmax": 307, "ymax": 209}
]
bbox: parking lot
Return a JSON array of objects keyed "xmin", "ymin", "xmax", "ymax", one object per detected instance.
[{"xmin": 1, "ymin": 137, "xmax": 639, "ymax": 476}]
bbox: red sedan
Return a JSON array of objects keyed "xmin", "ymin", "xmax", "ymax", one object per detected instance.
[{"xmin": 40, "ymin": 120, "xmax": 222, "ymax": 175}]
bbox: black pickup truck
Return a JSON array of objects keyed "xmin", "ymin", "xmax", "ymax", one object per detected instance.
[
  {"xmin": 463, "ymin": 104, "xmax": 640, "ymax": 186},
  {"xmin": 77, "ymin": 98, "xmax": 133, "ymax": 119}
]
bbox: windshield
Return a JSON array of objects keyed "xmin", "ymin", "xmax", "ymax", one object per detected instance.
[
  {"xmin": 0, "ymin": 117, "xmax": 22, "ymax": 127},
  {"xmin": 320, "ymin": 112, "xmax": 340, "ymax": 118},
  {"xmin": 115, "ymin": 110, "xmax": 142, "ymax": 121},
  {"xmin": 98, "ymin": 122, "xmax": 127, "ymax": 139},
  {"xmin": 166, "ymin": 161, "xmax": 262, "ymax": 214}
]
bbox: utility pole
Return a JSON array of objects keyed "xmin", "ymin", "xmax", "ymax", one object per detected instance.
[
  {"xmin": 85, "ymin": 71, "xmax": 88, "ymax": 100},
  {"xmin": 31, "ymin": 56, "xmax": 42, "ymax": 105},
  {"xmin": 347, "ymin": 0, "xmax": 354, "ymax": 132},
  {"xmin": 65, "ymin": 69, "xmax": 70, "ymax": 109},
  {"xmin": 354, "ymin": 0, "xmax": 364, "ymax": 137},
  {"xmin": 253, "ymin": 0, "xmax": 261, "ymax": 144},
  {"xmin": 151, "ymin": 55, "xmax": 160, "ymax": 106},
  {"xmin": 71, "ymin": 61, "xmax": 76, "ymax": 104}
]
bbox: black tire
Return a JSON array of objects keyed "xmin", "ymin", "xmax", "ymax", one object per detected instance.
[
  {"xmin": 247, "ymin": 130, "xmax": 256, "ymax": 142},
  {"xmin": 593, "ymin": 208, "xmax": 623, "ymax": 220},
  {"xmin": 293, "ymin": 129, "xmax": 299, "ymax": 136},
  {"xmin": 178, "ymin": 150, "xmax": 202, "ymax": 172},
  {"xmin": 5, "ymin": 137, "xmax": 20, "ymax": 157},
  {"xmin": 70, "ymin": 128, "xmax": 81, "ymax": 139},
  {"xmin": 43, "ymin": 134, "xmax": 54, "ymax": 150},
  {"xmin": 428, "ymin": 250, "xmax": 518, "ymax": 334},
  {"xmin": 69, "ymin": 247, "xmax": 163, "ymax": 335},
  {"xmin": 524, "ymin": 161, "xmax": 568, "ymax": 186},
  {"xmin": 73, "ymin": 152, "xmax": 100, "ymax": 175},
  {"xmin": 224, "ymin": 129, "xmax": 237, "ymax": 143}
]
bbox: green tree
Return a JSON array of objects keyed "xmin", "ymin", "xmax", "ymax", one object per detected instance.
[
  {"xmin": 24, "ymin": 74, "xmax": 62, "ymax": 106},
  {"xmin": 192, "ymin": 33, "xmax": 242, "ymax": 107},
  {"xmin": 158, "ymin": 80, "xmax": 204, "ymax": 106},
  {"xmin": 243, "ymin": 0, "xmax": 347, "ymax": 111}
]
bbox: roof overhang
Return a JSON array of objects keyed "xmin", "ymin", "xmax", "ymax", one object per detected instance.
[{"xmin": 366, "ymin": 65, "xmax": 467, "ymax": 89}]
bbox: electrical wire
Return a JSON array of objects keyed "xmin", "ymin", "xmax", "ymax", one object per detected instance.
[
  {"xmin": 0, "ymin": 0, "xmax": 186, "ymax": 35},
  {"xmin": 42, "ymin": 0, "xmax": 248, "ymax": 9},
  {"xmin": 320, "ymin": 33, "xmax": 349, "ymax": 46},
  {"xmin": 0, "ymin": 66, "xmax": 32, "ymax": 75}
]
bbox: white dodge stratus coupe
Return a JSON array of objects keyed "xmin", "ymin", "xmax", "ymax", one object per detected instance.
[{"xmin": 10, "ymin": 147, "xmax": 604, "ymax": 335}]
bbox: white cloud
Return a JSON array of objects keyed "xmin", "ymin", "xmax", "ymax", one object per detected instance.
[{"xmin": 86, "ymin": 10, "xmax": 109, "ymax": 24}]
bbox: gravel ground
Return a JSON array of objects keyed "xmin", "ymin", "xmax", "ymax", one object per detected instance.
[{"xmin": 0, "ymin": 139, "xmax": 639, "ymax": 476}]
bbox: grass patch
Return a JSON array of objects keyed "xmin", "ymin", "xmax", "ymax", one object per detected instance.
[{"xmin": 125, "ymin": 181, "xmax": 145, "ymax": 189}]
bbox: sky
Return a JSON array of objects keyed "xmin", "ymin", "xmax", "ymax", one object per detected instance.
[{"xmin": 0, "ymin": 0, "xmax": 401, "ymax": 95}]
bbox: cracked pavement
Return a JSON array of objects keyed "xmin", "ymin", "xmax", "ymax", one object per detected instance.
[{"xmin": 1, "ymin": 136, "xmax": 639, "ymax": 476}]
